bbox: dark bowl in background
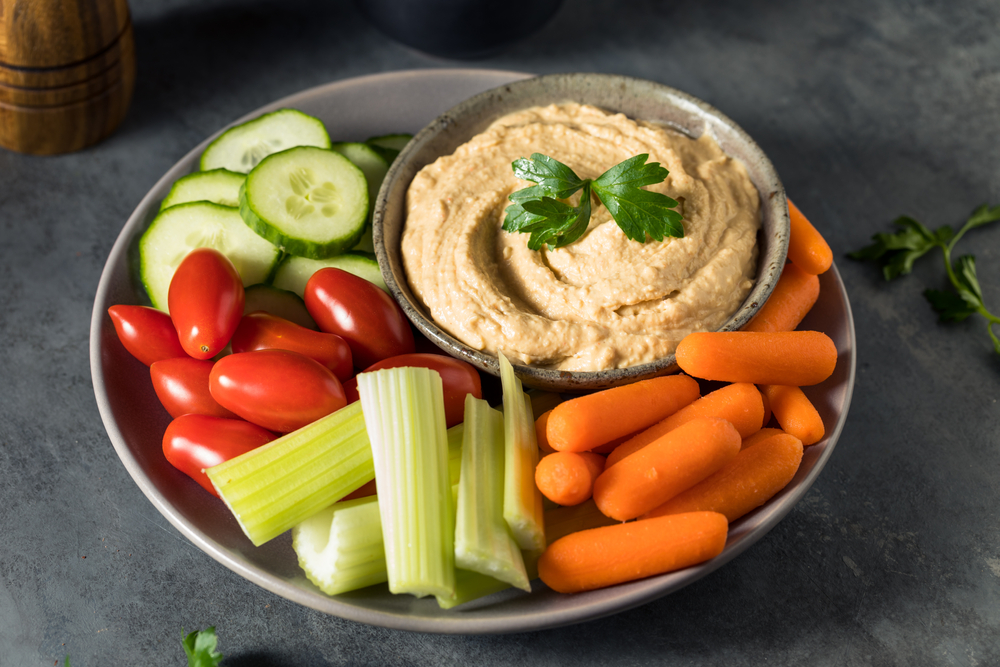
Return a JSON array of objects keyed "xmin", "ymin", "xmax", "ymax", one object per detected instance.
[{"xmin": 354, "ymin": 0, "xmax": 564, "ymax": 59}]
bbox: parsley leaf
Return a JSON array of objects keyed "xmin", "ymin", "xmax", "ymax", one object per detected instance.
[
  {"xmin": 502, "ymin": 153, "xmax": 683, "ymax": 249},
  {"xmin": 182, "ymin": 627, "xmax": 224, "ymax": 667},
  {"xmin": 850, "ymin": 204, "xmax": 1000, "ymax": 355}
]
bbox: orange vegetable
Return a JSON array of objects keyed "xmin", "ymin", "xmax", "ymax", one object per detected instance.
[
  {"xmin": 743, "ymin": 261, "xmax": 820, "ymax": 333},
  {"xmin": 543, "ymin": 499, "xmax": 618, "ymax": 545},
  {"xmin": 593, "ymin": 417, "xmax": 741, "ymax": 521},
  {"xmin": 740, "ymin": 426, "xmax": 785, "ymax": 451},
  {"xmin": 535, "ymin": 410, "xmax": 556, "ymax": 455},
  {"xmin": 538, "ymin": 511, "xmax": 728, "ymax": 594},
  {"xmin": 759, "ymin": 385, "xmax": 772, "ymax": 427},
  {"xmin": 787, "ymin": 199, "xmax": 833, "ymax": 275},
  {"xmin": 675, "ymin": 330, "xmax": 837, "ymax": 386},
  {"xmin": 535, "ymin": 452, "xmax": 606, "ymax": 506},
  {"xmin": 604, "ymin": 382, "xmax": 764, "ymax": 469},
  {"xmin": 760, "ymin": 384, "xmax": 825, "ymax": 445},
  {"xmin": 644, "ymin": 433, "xmax": 803, "ymax": 522},
  {"xmin": 547, "ymin": 374, "xmax": 700, "ymax": 453}
]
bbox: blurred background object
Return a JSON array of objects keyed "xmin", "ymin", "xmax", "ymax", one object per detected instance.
[
  {"xmin": 0, "ymin": 0, "xmax": 135, "ymax": 155},
  {"xmin": 354, "ymin": 0, "xmax": 564, "ymax": 59}
]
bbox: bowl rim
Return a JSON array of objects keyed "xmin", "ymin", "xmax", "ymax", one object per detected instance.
[{"xmin": 373, "ymin": 72, "xmax": 790, "ymax": 391}]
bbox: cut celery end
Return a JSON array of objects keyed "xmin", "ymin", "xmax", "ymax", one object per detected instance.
[
  {"xmin": 498, "ymin": 353, "xmax": 546, "ymax": 551},
  {"xmin": 358, "ymin": 367, "xmax": 455, "ymax": 600},
  {"xmin": 292, "ymin": 496, "xmax": 387, "ymax": 595},
  {"xmin": 206, "ymin": 402, "xmax": 374, "ymax": 546},
  {"xmin": 436, "ymin": 569, "xmax": 511, "ymax": 609},
  {"xmin": 455, "ymin": 395, "xmax": 530, "ymax": 592}
]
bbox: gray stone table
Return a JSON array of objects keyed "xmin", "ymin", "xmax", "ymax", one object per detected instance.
[{"xmin": 2, "ymin": 0, "xmax": 998, "ymax": 664}]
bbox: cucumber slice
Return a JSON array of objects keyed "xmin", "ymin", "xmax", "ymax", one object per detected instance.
[
  {"xmin": 271, "ymin": 252, "xmax": 388, "ymax": 295},
  {"xmin": 243, "ymin": 284, "xmax": 317, "ymax": 329},
  {"xmin": 200, "ymin": 109, "xmax": 332, "ymax": 173},
  {"xmin": 365, "ymin": 133, "xmax": 413, "ymax": 162},
  {"xmin": 240, "ymin": 146, "xmax": 368, "ymax": 259},
  {"xmin": 330, "ymin": 142, "xmax": 389, "ymax": 216},
  {"xmin": 160, "ymin": 169, "xmax": 246, "ymax": 210},
  {"xmin": 139, "ymin": 202, "xmax": 281, "ymax": 312}
]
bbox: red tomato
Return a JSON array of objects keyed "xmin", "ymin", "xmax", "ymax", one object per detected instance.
[
  {"xmin": 168, "ymin": 248, "xmax": 245, "ymax": 360},
  {"xmin": 231, "ymin": 312, "xmax": 353, "ymax": 381},
  {"xmin": 343, "ymin": 353, "xmax": 482, "ymax": 427},
  {"xmin": 162, "ymin": 414, "xmax": 276, "ymax": 497},
  {"xmin": 150, "ymin": 357, "xmax": 238, "ymax": 419},
  {"xmin": 108, "ymin": 305, "xmax": 188, "ymax": 366},
  {"xmin": 209, "ymin": 349, "xmax": 346, "ymax": 433},
  {"xmin": 304, "ymin": 268, "xmax": 415, "ymax": 369}
]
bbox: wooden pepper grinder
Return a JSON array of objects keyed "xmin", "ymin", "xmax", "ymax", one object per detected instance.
[{"xmin": 0, "ymin": 0, "xmax": 135, "ymax": 155}]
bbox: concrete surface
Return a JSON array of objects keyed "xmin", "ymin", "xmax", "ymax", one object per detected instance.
[{"xmin": 1, "ymin": 0, "xmax": 998, "ymax": 664}]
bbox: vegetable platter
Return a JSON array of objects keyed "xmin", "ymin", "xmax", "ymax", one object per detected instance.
[{"xmin": 90, "ymin": 69, "xmax": 856, "ymax": 634}]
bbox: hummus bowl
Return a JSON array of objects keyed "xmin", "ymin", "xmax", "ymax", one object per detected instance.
[{"xmin": 374, "ymin": 73, "xmax": 790, "ymax": 392}]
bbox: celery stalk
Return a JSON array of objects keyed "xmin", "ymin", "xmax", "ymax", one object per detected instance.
[
  {"xmin": 292, "ymin": 496, "xmax": 387, "ymax": 595},
  {"xmin": 357, "ymin": 367, "xmax": 455, "ymax": 599},
  {"xmin": 292, "ymin": 424, "xmax": 467, "ymax": 598},
  {"xmin": 206, "ymin": 402, "xmax": 374, "ymax": 546},
  {"xmin": 454, "ymin": 395, "xmax": 531, "ymax": 591},
  {"xmin": 498, "ymin": 353, "xmax": 546, "ymax": 551}
]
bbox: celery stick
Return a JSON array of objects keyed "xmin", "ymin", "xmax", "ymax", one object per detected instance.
[
  {"xmin": 544, "ymin": 499, "xmax": 618, "ymax": 544},
  {"xmin": 292, "ymin": 496, "xmax": 387, "ymax": 595},
  {"xmin": 206, "ymin": 402, "xmax": 374, "ymax": 546},
  {"xmin": 437, "ymin": 568, "xmax": 512, "ymax": 609},
  {"xmin": 454, "ymin": 395, "xmax": 530, "ymax": 591},
  {"xmin": 357, "ymin": 367, "xmax": 455, "ymax": 599},
  {"xmin": 498, "ymin": 353, "xmax": 546, "ymax": 551}
]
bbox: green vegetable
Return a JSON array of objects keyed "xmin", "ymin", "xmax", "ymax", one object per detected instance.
[
  {"xmin": 502, "ymin": 153, "xmax": 683, "ymax": 250},
  {"xmin": 849, "ymin": 204, "xmax": 1000, "ymax": 353},
  {"xmin": 206, "ymin": 402, "xmax": 375, "ymax": 546},
  {"xmin": 498, "ymin": 353, "xmax": 546, "ymax": 551},
  {"xmin": 182, "ymin": 627, "xmax": 223, "ymax": 667},
  {"xmin": 454, "ymin": 395, "xmax": 531, "ymax": 591},
  {"xmin": 357, "ymin": 367, "xmax": 456, "ymax": 601}
]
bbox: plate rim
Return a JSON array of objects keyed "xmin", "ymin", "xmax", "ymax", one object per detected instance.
[{"xmin": 90, "ymin": 68, "xmax": 856, "ymax": 634}]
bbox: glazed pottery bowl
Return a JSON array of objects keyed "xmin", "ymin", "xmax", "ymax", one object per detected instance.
[{"xmin": 373, "ymin": 72, "xmax": 790, "ymax": 392}]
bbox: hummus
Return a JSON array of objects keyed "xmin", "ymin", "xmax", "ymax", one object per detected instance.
[{"xmin": 401, "ymin": 103, "xmax": 761, "ymax": 372}]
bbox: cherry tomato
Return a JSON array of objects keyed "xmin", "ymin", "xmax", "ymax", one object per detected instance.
[
  {"xmin": 231, "ymin": 311, "xmax": 353, "ymax": 381},
  {"xmin": 343, "ymin": 353, "xmax": 482, "ymax": 427},
  {"xmin": 209, "ymin": 349, "xmax": 347, "ymax": 433},
  {"xmin": 168, "ymin": 247, "xmax": 245, "ymax": 360},
  {"xmin": 150, "ymin": 357, "xmax": 238, "ymax": 419},
  {"xmin": 304, "ymin": 268, "xmax": 415, "ymax": 369},
  {"xmin": 108, "ymin": 305, "xmax": 188, "ymax": 366},
  {"xmin": 162, "ymin": 414, "xmax": 276, "ymax": 497}
]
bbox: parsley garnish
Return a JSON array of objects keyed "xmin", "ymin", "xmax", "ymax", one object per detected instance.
[
  {"xmin": 502, "ymin": 153, "xmax": 684, "ymax": 250},
  {"xmin": 182, "ymin": 627, "xmax": 224, "ymax": 667},
  {"xmin": 849, "ymin": 204, "xmax": 1000, "ymax": 353}
]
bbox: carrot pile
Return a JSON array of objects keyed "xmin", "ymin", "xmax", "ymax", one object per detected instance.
[{"xmin": 533, "ymin": 199, "xmax": 838, "ymax": 595}]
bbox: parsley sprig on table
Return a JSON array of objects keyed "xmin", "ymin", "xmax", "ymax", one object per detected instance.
[
  {"xmin": 183, "ymin": 627, "xmax": 224, "ymax": 667},
  {"xmin": 849, "ymin": 204, "xmax": 1000, "ymax": 353},
  {"xmin": 502, "ymin": 153, "xmax": 684, "ymax": 250}
]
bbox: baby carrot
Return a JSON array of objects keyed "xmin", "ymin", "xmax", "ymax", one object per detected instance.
[
  {"xmin": 535, "ymin": 410, "xmax": 556, "ymax": 455},
  {"xmin": 759, "ymin": 385, "xmax": 772, "ymax": 426},
  {"xmin": 538, "ymin": 511, "xmax": 728, "ymax": 594},
  {"xmin": 675, "ymin": 330, "xmax": 837, "ymax": 386},
  {"xmin": 535, "ymin": 452, "xmax": 607, "ymax": 506},
  {"xmin": 593, "ymin": 417, "xmax": 741, "ymax": 521},
  {"xmin": 787, "ymin": 199, "xmax": 833, "ymax": 275},
  {"xmin": 644, "ymin": 433, "xmax": 803, "ymax": 522},
  {"xmin": 547, "ymin": 374, "xmax": 700, "ymax": 453},
  {"xmin": 743, "ymin": 262, "xmax": 820, "ymax": 333},
  {"xmin": 740, "ymin": 426, "xmax": 785, "ymax": 451},
  {"xmin": 760, "ymin": 384, "xmax": 825, "ymax": 445},
  {"xmin": 604, "ymin": 382, "xmax": 764, "ymax": 469}
]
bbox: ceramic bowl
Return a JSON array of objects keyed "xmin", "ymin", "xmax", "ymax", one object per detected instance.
[{"xmin": 373, "ymin": 72, "xmax": 790, "ymax": 392}]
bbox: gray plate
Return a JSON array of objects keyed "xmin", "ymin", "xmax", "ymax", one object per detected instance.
[{"xmin": 90, "ymin": 69, "xmax": 856, "ymax": 634}]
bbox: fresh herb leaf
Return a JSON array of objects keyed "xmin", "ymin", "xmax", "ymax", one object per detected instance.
[
  {"xmin": 850, "ymin": 204, "xmax": 1000, "ymax": 355},
  {"xmin": 502, "ymin": 153, "xmax": 683, "ymax": 249},
  {"xmin": 182, "ymin": 627, "xmax": 224, "ymax": 667}
]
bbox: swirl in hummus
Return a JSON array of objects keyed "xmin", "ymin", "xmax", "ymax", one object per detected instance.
[{"xmin": 401, "ymin": 103, "xmax": 761, "ymax": 372}]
